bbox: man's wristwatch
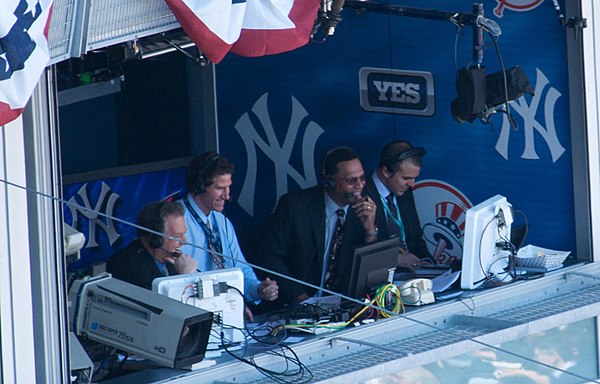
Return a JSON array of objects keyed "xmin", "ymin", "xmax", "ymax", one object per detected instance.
[{"xmin": 365, "ymin": 226, "xmax": 378, "ymax": 238}]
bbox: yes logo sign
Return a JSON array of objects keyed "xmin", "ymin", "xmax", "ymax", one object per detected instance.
[{"xmin": 359, "ymin": 67, "xmax": 435, "ymax": 116}]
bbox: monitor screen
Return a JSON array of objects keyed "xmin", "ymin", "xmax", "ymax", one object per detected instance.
[
  {"xmin": 348, "ymin": 237, "xmax": 401, "ymax": 299},
  {"xmin": 461, "ymin": 194, "xmax": 513, "ymax": 290},
  {"xmin": 152, "ymin": 268, "xmax": 245, "ymax": 347}
]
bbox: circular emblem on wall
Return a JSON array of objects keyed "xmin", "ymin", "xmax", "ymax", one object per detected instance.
[
  {"xmin": 493, "ymin": 0, "xmax": 544, "ymax": 17},
  {"xmin": 413, "ymin": 180, "xmax": 472, "ymax": 265}
]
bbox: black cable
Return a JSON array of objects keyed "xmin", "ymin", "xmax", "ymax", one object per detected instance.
[
  {"xmin": 484, "ymin": 29, "xmax": 518, "ymax": 131},
  {"xmin": 477, "ymin": 216, "xmax": 496, "ymax": 283},
  {"xmin": 222, "ymin": 331, "xmax": 313, "ymax": 384},
  {"xmin": 220, "ymin": 285, "xmax": 313, "ymax": 383}
]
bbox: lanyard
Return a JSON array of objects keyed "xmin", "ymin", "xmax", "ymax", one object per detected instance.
[
  {"xmin": 183, "ymin": 197, "xmax": 221, "ymax": 247},
  {"xmin": 183, "ymin": 197, "xmax": 225, "ymax": 267},
  {"xmin": 379, "ymin": 194, "xmax": 406, "ymax": 243}
]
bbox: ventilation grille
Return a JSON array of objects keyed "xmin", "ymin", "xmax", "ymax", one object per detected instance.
[{"xmin": 47, "ymin": 0, "xmax": 181, "ymax": 64}]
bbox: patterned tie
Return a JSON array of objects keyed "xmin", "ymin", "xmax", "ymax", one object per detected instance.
[
  {"xmin": 324, "ymin": 209, "xmax": 345, "ymax": 292},
  {"xmin": 202, "ymin": 219, "xmax": 225, "ymax": 269},
  {"xmin": 386, "ymin": 194, "xmax": 401, "ymax": 238}
]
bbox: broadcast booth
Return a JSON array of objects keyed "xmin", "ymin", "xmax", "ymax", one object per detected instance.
[{"xmin": 5, "ymin": 0, "xmax": 600, "ymax": 383}]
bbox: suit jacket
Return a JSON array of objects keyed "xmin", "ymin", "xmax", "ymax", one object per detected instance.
[
  {"xmin": 106, "ymin": 239, "xmax": 176, "ymax": 290},
  {"xmin": 363, "ymin": 172, "xmax": 432, "ymax": 260},
  {"xmin": 255, "ymin": 186, "xmax": 368, "ymax": 304}
]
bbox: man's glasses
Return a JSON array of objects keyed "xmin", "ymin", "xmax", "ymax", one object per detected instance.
[{"xmin": 333, "ymin": 174, "xmax": 366, "ymax": 186}]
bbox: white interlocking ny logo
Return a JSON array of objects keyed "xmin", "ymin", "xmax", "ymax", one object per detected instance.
[
  {"xmin": 496, "ymin": 68, "xmax": 565, "ymax": 163},
  {"xmin": 234, "ymin": 93, "xmax": 324, "ymax": 216},
  {"xmin": 67, "ymin": 182, "xmax": 120, "ymax": 248}
]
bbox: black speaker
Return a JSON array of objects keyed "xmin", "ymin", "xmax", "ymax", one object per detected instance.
[{"xmin": 384, "ymin": 145, "xmax": 426, "ymax": 173}]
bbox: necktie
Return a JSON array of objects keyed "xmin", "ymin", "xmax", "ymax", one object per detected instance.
[
  {"xmin": 386, "ymin": 194, "xmax": 401, "ymax": 238},
  {"xmin": 324, "ymin": 209, "xmax": 345, "ymax": 292},
  {"xmin": 202, "ymin": 218, "xmax": 225, "ymax": 269},
  {"xmin": 160, "ymin": 264, "xmax": 169, "ymax": 276}
]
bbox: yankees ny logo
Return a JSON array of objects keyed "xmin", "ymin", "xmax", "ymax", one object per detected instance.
[
  {"xmin": 67, "ymin": 182, "xmax": 120, "ymax": 248},
  {"xmin": 496, "ymin": 68, "xmax": 566, "ymax": 163},
  {"xmin": 0, "ymin": 0, "xmax": 42, "ymax": 80},
  {"xmin": 234, "ymin": 93, "xmax": 324, "ymax": 216}
]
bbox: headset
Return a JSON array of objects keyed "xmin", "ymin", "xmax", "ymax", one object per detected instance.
[
  {"xmin": 383, "ymin": 145, "xmax": 426, "ymax": 173},
  {"xmin": 322, "ymin": 175, "xmax": 337, "ymax": 192},
  {"xmin": 187, "ymin": 152, "xmax": 222, "ymax": 195},
  {"xmin": 321, "ymin": 146, "xmax": 357, "ymax": 192},
  {"xmin": 144, "ymin": 203, "xmax": 167, "ymax": 249}
]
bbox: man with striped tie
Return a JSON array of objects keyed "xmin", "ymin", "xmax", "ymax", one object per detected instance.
[
  {"xmin": 255, "ymin": 146, "xmax": 378, "ymax": 307},
  {"xmin": 180, "ymin": 152, "xmax": 279, "ymax": 313}
]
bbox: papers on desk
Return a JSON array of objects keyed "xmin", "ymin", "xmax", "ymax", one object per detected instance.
[{"xmin": 431, "ymin": 269, "xmax": 461, "ymax": 293}]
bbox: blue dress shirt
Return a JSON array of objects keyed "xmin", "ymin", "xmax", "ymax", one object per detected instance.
[{"xmin": 180, "ymin": 194, "xmax": 262, "ymax": 302}]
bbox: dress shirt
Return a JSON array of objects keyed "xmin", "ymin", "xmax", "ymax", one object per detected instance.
[{"xmin": 181, "ymin": 194, "xmax": 262, "ymax": 302}]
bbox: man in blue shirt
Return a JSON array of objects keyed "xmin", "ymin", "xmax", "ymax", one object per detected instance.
[{"xmin": 180, "ymin": 152, "xmax": 279, "ymax": 316}]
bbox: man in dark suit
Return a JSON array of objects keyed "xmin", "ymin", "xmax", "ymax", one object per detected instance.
[
  {"xmin": 107, "ymin": 201, "xmax": 197, "ymax": 290},
  {"xmin": 255, "ymin": 146, "xmax": 378, "ymax": 305},
  {"xmin": 363, "ymin": 140, "xmax": 432, "ymax": 271}
]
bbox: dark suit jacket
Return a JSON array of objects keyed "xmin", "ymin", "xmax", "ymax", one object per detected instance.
[
  {"xmin": 255, "ymin": 186, "xmax": 369, "ymax": 304},
  {"xmin": 363, "ymin": 172, "xmax": 432, "ymax": 260},
  {"xmin": 106, "ymin": 239, "xmax": 176, "ymax": 290}
]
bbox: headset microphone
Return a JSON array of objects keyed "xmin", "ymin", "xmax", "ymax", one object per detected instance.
[
  {"xmin": 158, "ymin": 247, "xmax": 182, "ymax": 259},
  {"xmin": 344, "ymin": 192, "xmax": 366, "ymax": 205}
]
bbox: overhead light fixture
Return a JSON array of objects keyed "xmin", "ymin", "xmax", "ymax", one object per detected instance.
[{"xmin": 451, "ymin": 66, "xmax": 534, "ymax": 125}]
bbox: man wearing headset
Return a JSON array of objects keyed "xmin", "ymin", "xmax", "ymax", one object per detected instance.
[
  {"xmin": 107, "ymin": 201, "xmax": 198, "ymax": 290},
  {"xmin": 363, "ymin": 140, "xmax": 432, "ymax": 271},
  {"xmin": 180, "ymin": 152, "xmax": 279, "ymax": 312},
  {"xmin": 255, "ymin": 146, "xmax": 378, "ymax": 306}
]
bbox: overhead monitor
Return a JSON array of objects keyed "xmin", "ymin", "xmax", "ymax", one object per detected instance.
[
  {"xmin": 460, "ymin": 194, "xmax": 513, "ymax": 290},
  {"xmin": 153, "ymin": 268, "xmax": 245, "ymax": 347},
  {"xmin": 348, "ymin": 237, "xmax": 401, "ymax": 299}
]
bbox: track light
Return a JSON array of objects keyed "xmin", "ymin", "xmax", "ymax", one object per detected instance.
[{"xmin": 451, "ymin": 66, "xmax": 533, "ymax": 124}]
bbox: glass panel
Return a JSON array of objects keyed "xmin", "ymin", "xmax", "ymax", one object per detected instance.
[{"xmin": 360, "ymin": 318, "xmax": 599, "ymax": 384}]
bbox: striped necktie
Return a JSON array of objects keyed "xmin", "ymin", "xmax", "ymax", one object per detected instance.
[{"xmin": 324, "ymin": 208, "xmax": 345, "ymax": 291}]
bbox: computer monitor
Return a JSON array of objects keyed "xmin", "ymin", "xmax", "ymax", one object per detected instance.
[
  {"xmin": 348, "ymin": 237, "xmax": 401, "ymax": 299},
  {"xmin": 460, "ymin": 194, "xmax": 513, "ymax": 290},
  {"xmin": 153, "ymin": 268, "xmax": 245, "ymax": 347}
]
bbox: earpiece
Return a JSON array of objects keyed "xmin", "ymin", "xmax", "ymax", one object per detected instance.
[
  {"xmin": 322, "ymin": 176, "xmax": 337, "ymax": 192},
  {"xmin": 189, "ymin": 152, "xmax": 221, "ymax": 195},
  {"xmin": 321, "ymin": 146, "xmax": 356, "ymax": 192},
  {"xmin": 138, "ymin": 201, "xmax": 167, "ymax": 249},
  {"xmin": 384, "ymin": 145, "xmax": 426, "ymax": 173},
  {"xmin": 137, "ymin": 201, "xmax": 185, "ymax": 250},
  {"xmin": 148, "ymin": 208, "xmax": 165, "ymax": 249},
  {"xmin": 148, "ymin": 234, "xmax": 163, "ymax": 249}
]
